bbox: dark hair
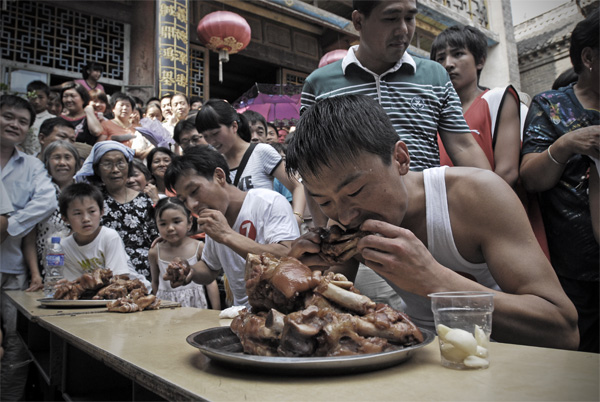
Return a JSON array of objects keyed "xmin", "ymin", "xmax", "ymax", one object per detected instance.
[
  {"xmin": 160, "ymin": 94, "xmax": 172, "ymax": 103},
  {"xmin": 42, "ymin": 140, "xmax": 82, "ymax": 174},
  {"xmin": 26, "ymin": 80, "xmax": 50, "ymax": 97},
  {"xmin": 0, "ymin": 94, "xmax": 36, "ymax": 128},
  {"xmin": 353, "ymin": 0, "xmax": 385, "ymax": 17},
  {"xmin": 430, "ymin": 25, "xmax": 488, "ymax": 79},
  {"xmin": 171, "ymin": 93, "xmax": 189, "ymax": 106},
  {"xmin": 195, "ymin": 98, "xmax": 252, "ymax": 142},
  {"xmin": 61, "ymin": 82, "xmax": 91, "ymax": 107},
  {"xmin": 190, "ymin": 96, "xmax": 202, "ymax": 106},
  {"xmin": 267, "ymin": 122, "xmax": 278, "ymax": 132},
  {"xmin": 131, "ymin": 159, "xmax": 152, "ymax": 181},
  {"xmin": 39, "ymin": 117, "xmax": 73, "ymax": 137},
  {"xmin": 552, "ymin": 67, "xmax": 579, "ymax": 90},
  {"xmin": 154, "ymin": 197, "xmax": 197, "ymax": 234},
  {"xmin": 147, "ymin": 97, "xmax": 160, "ymax": 106},
  {"xmin": 89, "ymin": 89, "xmax": 110, "ymax": 106},
  {"xmin": 286, "ymin": 95, "xmax": 399, "ymax": 178},
  {"xmin": 131, "ymin": 95, "xmax": 143, "ymax": 107},
  {"xmin": 109, "ymin": 92, "xmax": 136, "ymax": 110},
  {"xmin": 270, "ymin": 142, "xmax": 287, "ymax": 155},
  {"xmin": 59, "ymin": 182, "xmax": 104, "ymax": 217},
  {"xmin": 146, "ymin": 147, "xmax": 175, "ymax": 176},
  {"xmin": 243, "ymin": 110, "xmax": 267, "ymax": 132},
  {"xmin": 174, "ymin": 119, "xmax": 196, "ymax": 144},
  {"xmin": 81, "ymin": 62, "xmax": 104, "ymax": 80},
  {"xmin": 164, "ymin": 145, "xmax": 231, "ymax": 192},
  {"xmin": 570, "ymin": 8, "xmax": 599, "ymax": 74}
]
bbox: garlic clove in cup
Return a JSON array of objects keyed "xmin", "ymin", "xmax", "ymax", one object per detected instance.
[
  {"xmin": 440, "ymin": 342, "xmax": 470, "ymax": 362},
  {"xmin": 436, "ymin": 324, "xmax": 452, "ymax": 339},
  {"xmin": 474, "ymin": 325, "xmax": 489, "ymax": 348},
  {"xmin": 463, "ymin": 355, "xmax": 490, "ymax": 369},
  {"xmin": 444, "ymin": 328, "xmax": 478, "ymax": 355}
]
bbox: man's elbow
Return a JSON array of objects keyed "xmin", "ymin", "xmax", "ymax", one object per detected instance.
[{"xmin": 554, "ymin": 307, "xmax": 580, "ymax": 350}]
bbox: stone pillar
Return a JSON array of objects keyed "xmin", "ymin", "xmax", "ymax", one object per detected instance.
[{"xmin": 156, "ymin": 0, "xmax": 189, "ymax": 97}]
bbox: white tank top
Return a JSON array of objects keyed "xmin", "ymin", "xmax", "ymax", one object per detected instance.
[{"xmin": 386, "ymin": 166, "xmax": 500, "ymax": 329}]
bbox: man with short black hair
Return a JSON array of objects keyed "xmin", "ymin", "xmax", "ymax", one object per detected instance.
[{"xmin": 0, "ymin": 94, "xmax": 57, "ymax": 400}]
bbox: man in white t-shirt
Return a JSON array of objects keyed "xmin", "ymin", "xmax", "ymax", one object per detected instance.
[{"xmin": 164, "ymin": 145, "xmax": 300, "ymax": 307}]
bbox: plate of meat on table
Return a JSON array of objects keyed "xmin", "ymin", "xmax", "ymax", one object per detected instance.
[
  {"xmin": 187, "ymin": 253, "xmax": 434, "ymax": 375},
  {"xmin": 38, "ymin": 268, "xmax": 159, "ymax": 311}
]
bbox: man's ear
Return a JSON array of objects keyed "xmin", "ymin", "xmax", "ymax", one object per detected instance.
[
  {"xmin": 352, "ymin": 10, "xmax": 364, "ymax": 31},
  {"xmin": 393, "ymin": 141, "xmax": 411, "ymax": 175},
  {"xmin": 38, "ymin": 133, "xmax": 46, "ymax": 147},
  {"xmin": 213, "ymin": 167, "xmax": 227, "ymax": 185},
  {"xmin": 476, "ymin": 56, "xmax": 486, "ymax": 73}
]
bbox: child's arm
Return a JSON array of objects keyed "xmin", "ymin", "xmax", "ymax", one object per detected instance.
[
  {"xmin": 205, "ymin": 280, "xmax": 221, "ymax": 310},
  {"xmin": 23, "ymin": 228, "xmax": 43, "ymax": 292},
  {"xmin": 148, "ymin": 246, "xmax": 160, "ymax": 296}
]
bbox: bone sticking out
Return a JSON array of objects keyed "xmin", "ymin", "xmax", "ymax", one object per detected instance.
[
  {"xmin": 315, "ymin": 282, "xmax": 376, "ymax": 315},
  {"xmin": 266, "ymin": 308, "xmax": 286, "ymax": 333}
]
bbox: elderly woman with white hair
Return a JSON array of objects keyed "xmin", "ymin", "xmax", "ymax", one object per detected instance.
[
  {"xmin": 75, "ymin": 141, "xmax": 158, "ymax": 282},
  {"xmin": 23, "ymin": 140, "xmax": 81, "ymax": 291}
]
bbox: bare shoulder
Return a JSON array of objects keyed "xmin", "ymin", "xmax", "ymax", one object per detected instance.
[
  {"xmin": 444, "ymin": 167, "xmax": 515, "ymax": 204},
  {"xmin": 148, "ymin": 245, "xmax": 158, "ymax": 258},
  {"xmin": 446, "ymin": 167, "xmax": 527, "ymax": 230},
  {"xmin": 441, "ymin": 167, "xmax": 532, "ymax": 263}
]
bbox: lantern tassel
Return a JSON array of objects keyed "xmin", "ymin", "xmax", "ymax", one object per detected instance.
[{"xmin": 218, "ymin": 49, "xmax": 229, "ymax": 84}]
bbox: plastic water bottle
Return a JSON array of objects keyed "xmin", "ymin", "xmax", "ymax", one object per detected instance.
[{"xmin": 43, "ymin": 237, "xmax": 65, "ymax": 298}]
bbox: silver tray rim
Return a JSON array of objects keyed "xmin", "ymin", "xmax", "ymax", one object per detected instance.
[
  {"xmin": 37, "ymin": 298, "xmax": 114, "ymax": 307},
  {"xmin": 186, "ymin": 325, "xmax": 435, "ymax": 374}
]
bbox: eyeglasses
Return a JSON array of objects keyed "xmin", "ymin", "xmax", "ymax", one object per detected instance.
[
  {"xmin": 99, "ymin": 160, "xmax": 127, "ymax": 171},
  {"xmin": 181, "ymin": 135, "xmax": 204, "ymax": 146}
]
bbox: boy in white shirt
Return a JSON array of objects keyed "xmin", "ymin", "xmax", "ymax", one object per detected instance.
[{"xmin": 58, "ymin": 182, "xmax": 151, "ymax": 289}]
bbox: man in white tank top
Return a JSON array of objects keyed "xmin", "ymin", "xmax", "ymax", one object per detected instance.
[{"xmin": 286, "ymin": 94, "xmax": 579, "ymax": 350}]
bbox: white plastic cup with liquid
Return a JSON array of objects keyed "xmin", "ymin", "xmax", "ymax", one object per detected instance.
[{"xmin": 429, "ymin": 291, "xmax": 494, "ymax": 370}]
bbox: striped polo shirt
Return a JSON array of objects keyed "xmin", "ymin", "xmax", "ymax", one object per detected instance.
[{"xmin": 301, "ymin": 46, "xmax": 470, "ymax": 171}]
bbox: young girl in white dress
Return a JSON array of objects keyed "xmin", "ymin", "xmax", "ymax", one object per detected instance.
[{"xmin": 148, "ymin": 197, "xmax": 208, "ymax": 308}]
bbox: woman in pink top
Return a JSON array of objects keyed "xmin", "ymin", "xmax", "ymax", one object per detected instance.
[{"xmin": 75, "ymin": 61, "xmax": 105, "ymax": 92}]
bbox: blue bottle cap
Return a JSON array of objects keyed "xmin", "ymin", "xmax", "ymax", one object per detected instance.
[{"xmin": 51, "ymin": 237, "xmax": 61, "ymax": 243}]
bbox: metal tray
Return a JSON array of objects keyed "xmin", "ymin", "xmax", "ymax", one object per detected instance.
[
  {"xmin": 37, "ymin": 298, "xmax": 114, "ymax": 308},
  {"xmin": 186, "ymin": 326, "xmax": 434, "ymax": 375}
]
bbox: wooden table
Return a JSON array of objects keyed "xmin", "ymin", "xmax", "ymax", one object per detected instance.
[{"xmin": 6, "ymin": 291, "xmax": 599, "ymax": 401}]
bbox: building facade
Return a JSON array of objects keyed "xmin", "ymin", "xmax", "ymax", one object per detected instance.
[
  {"xmin": 515, "ymin": 0, "xmax": 598, "ymax": 101},
  {"xmin": 1, "ymin": 0, "xmax": 520, "ymax": 103}
]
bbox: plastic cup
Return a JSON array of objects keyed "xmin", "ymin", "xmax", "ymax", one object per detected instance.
[{"xmin": 429, "ymin": 291, "xmax": 494, "ymax": 370}]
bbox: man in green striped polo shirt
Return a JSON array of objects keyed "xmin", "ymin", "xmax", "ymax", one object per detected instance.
[{"xmin": 301, "ymin": 0, "xmax": 491, "ymax": 172}]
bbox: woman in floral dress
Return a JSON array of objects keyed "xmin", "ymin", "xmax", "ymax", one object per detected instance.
[{"xmin": 75, "ymin": 141, "xmax": 158, "ymax": 283}]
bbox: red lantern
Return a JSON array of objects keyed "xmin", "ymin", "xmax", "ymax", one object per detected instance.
[
  {"xmin": 197, "ymin": 11, "xmax": 251, "ymax": 83},
  {"xmin": 318, "ymin": 49, "xmax": 348, "ymax": 68}
]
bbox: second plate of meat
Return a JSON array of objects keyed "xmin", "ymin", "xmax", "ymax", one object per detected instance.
[
  {"xmin": 186, "ymin": 326, "xmax": 435, "ymax": 375},
  {"xmin": 37, "ymin": 298, "xmax": 114, "ymax": 308}
]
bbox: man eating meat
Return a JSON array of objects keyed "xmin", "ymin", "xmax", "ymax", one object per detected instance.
[{"xmin": 285, "ymin": 94, "xmax": 579, "ymax": 351}]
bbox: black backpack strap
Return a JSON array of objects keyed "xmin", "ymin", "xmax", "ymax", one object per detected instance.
[{"xmin": 233, "ymin": 143, "xmax": 257, "ymax": 187}]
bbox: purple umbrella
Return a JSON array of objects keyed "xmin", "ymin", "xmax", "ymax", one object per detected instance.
[
  {"xmin": 234, "ymin": 84, "xmax": 302, "ymax": 126},
  {"xmin": 135, "ymin": 118, "xmax": 175, "ymax": 148}
]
